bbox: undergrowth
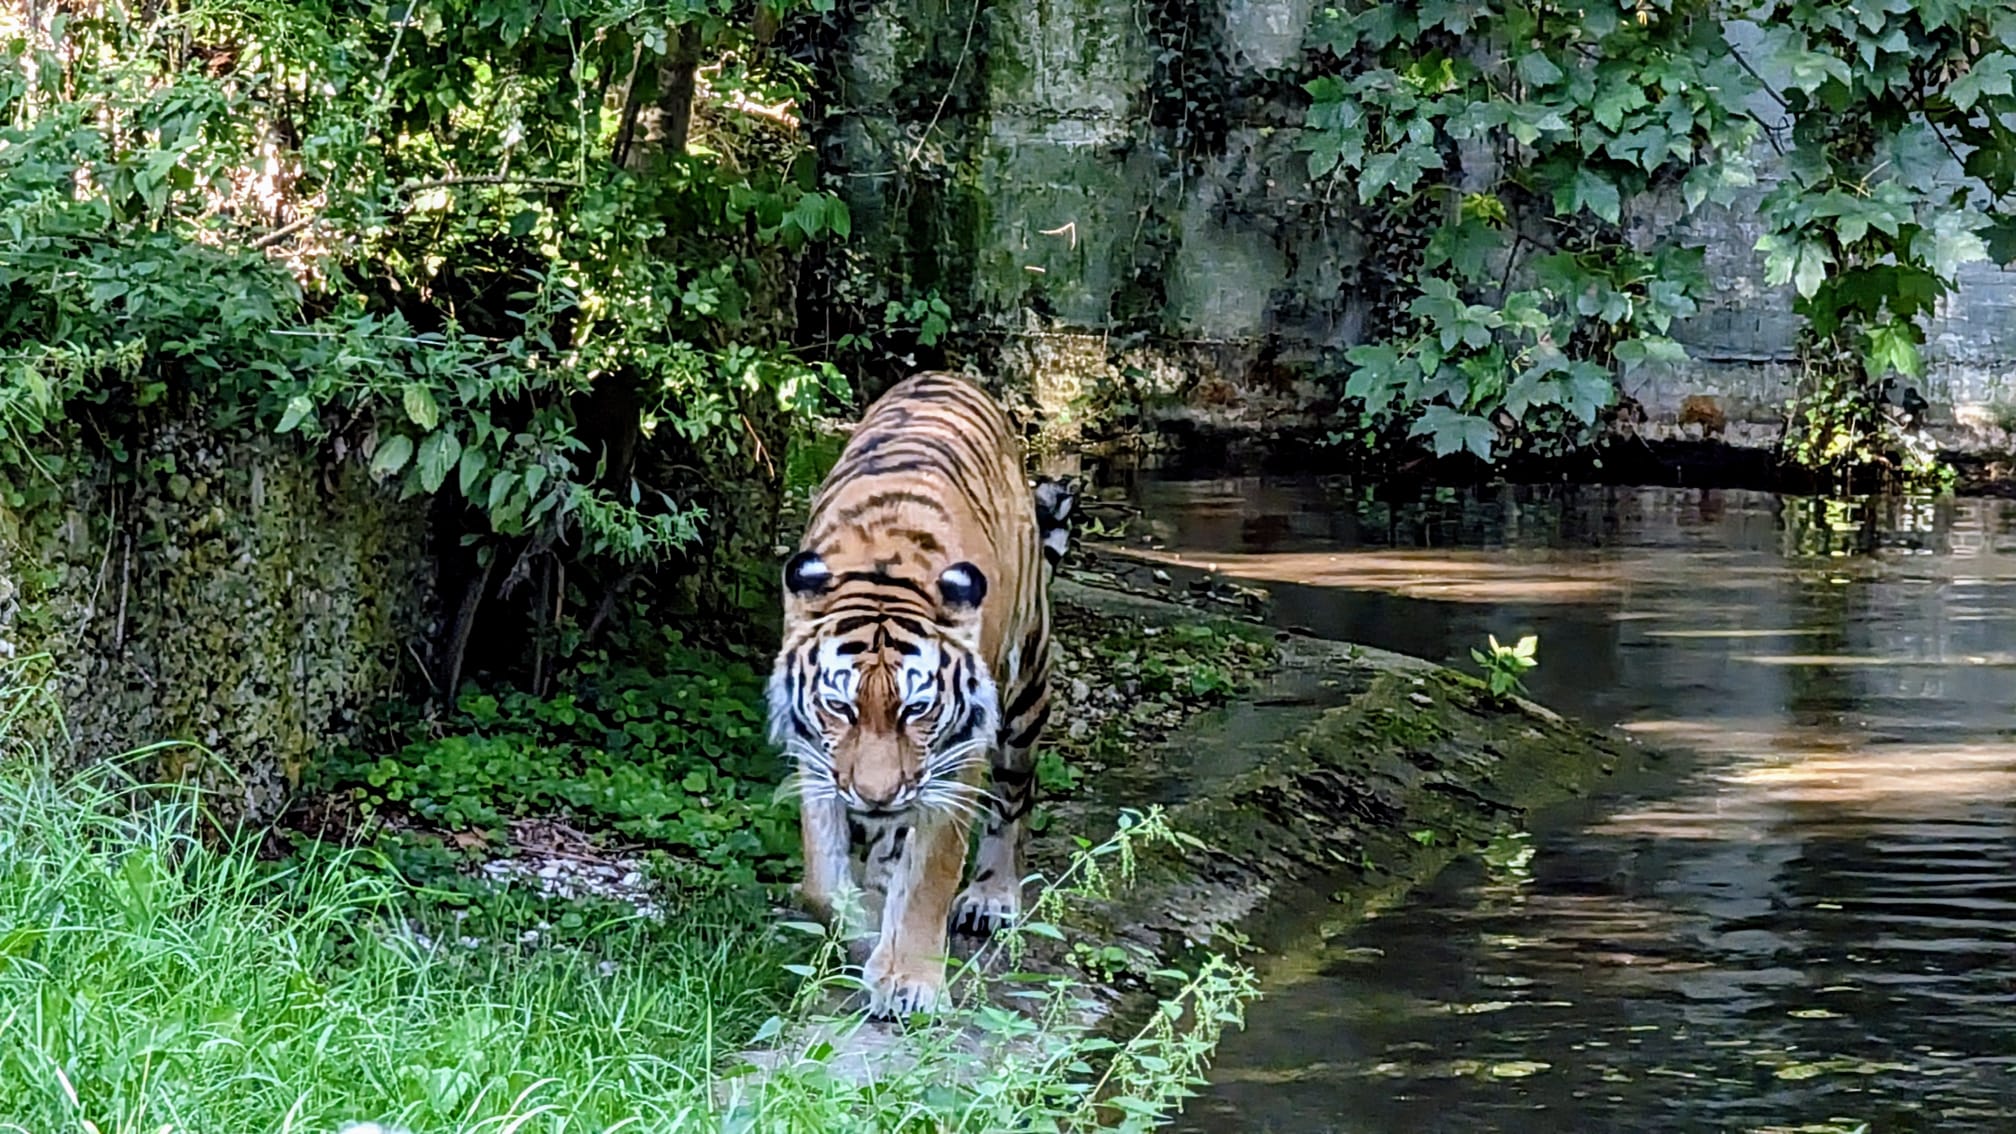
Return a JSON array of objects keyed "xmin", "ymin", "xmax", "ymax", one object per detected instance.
[
  {"xmin": 0, "ymin": 748, "xmax": 1256, "ymax": 1133},
  {"xmin": 312, "ymin": 625, "xmax": 799, "ymax": 885},
  {"xmin": 0, "ymin": 589, "xmax": 1268, "ymax": 1130}
]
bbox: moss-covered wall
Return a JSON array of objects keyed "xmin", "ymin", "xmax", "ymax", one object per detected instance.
[
  {"xmin": 815, "ymin": 1, "xmax": 2016, "ymax": 451},
  {"xmin": 0, "ymin": 424, "xmax": 432, "ymax": 825},
  {"xmin": 813, "ymin": 0, "xmax": 1360, "ymax": 436}
]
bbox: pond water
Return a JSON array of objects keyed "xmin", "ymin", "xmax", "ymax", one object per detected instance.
[{"xmin": 1101, "ymin": 477, "xmax": 2016, "ymax": 1134}]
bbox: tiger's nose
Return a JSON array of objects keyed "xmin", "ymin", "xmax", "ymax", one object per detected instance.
[
  {"xmin": 851, "ymin": 782, "xmax": 904, "ymax": 812},
  {"xmin": 846, "ymin": 771, "xmax": 909, "ymax": 812}
]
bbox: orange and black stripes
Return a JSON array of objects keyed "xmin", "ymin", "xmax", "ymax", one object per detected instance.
[{"xmin": 772, "ymin": 371, "xmax": 1077, "ymax": 953}]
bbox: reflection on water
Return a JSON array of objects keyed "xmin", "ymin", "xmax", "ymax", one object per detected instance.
[{"xmin": 1114, "ymin": 479, "xmax": 2016, "ymax": 1133}]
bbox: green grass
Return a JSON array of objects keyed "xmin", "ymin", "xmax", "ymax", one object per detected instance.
[
  {"xmin": 0, "ymin": 754, "xmax": 1256, "ymax": 1133},
  {"xmin": 0, "ymin": 756, "xmax": 792, "ymax": 1132},
  {"xmin": 0, "ymin": 627, "xmax": 1257, "ymax": 1134}
]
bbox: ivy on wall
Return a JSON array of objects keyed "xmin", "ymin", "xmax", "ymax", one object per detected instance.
[{"xmin": 1300, "ymin": 0, "xmax": 2016, "ymax": 481}]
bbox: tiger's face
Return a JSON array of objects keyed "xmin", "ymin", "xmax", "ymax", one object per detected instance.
[{"xmin": 768, "ymin": 553, "xmax": 1000, "ymax": 819}]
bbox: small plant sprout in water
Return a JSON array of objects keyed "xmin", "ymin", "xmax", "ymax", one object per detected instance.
[{"xmin": 1472, "ymin": 634, "xmax": 1539, "ymax": 700}]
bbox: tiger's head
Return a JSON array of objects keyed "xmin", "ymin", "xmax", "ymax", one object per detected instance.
[{"xmin": 767, "ymin": 549, "xmax": 999, "ymax": 819}]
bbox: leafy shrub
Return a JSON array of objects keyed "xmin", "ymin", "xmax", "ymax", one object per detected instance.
[
  {"xmin": 0, "ymin": 0, "xmax": 847, "ymax": 556},
  {"xmin": 319, "ymin": 631, "xmax": 797, "ymax": 881}
]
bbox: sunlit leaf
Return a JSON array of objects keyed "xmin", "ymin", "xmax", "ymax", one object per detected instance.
[
  {"xmin": 369, "ymin": 434, "xmax": 414, "ymax": 480},
  {"xmin": 276, "ymin": 394, "xmax": 314, "ymax": 435}
]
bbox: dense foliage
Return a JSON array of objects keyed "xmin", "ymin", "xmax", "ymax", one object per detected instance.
[
  {"xmin": 1302, "ymin": 0, "xmax": 2016, "ymax": 479},
  {"xmin": 319, "ymin": 626, "xmax": 798, "ymax": 881},
  {"xmin": 0, "ymin": 0, "xmax": 844, "ymax": 559}
]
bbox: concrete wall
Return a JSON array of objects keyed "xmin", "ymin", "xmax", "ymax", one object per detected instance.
[
  {"xmin": 816, "ymin": 2, "xmax": 2016, "ymax": 450},
  {"xmin": 0, "ymin": 426, "xmax": 433, "ymax": 825}
]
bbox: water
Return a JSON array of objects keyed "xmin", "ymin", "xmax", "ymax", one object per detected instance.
[{"xmin": 1100, "ymin": 477, "xmax": 2016, "ymax": 1134}]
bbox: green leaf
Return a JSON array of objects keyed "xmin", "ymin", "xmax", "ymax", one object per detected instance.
[
  {"xmin": 1949, "ymin": 51, "xmax": 2016, "ymax": 112},
  {"xmin": 370, "ymin": 435, "xmax": 415, "ymax": 480},
  {"xmin": 403, "ymin": 384, "xmax": 441, "ymax": 430},
  {"xmin": 1613, "ymin": 335, "xmax": 1689, "ymax": 373},
  {"xmin": 458, "ymin": 445, "xmax": 489, "ymax": 497},
  {"xmin": 1591, "ymin": 82, "xmax": 1650, "ymax": 132},
  {"xmin": 1911, "ymin": 210, "xmax": 1990, "ymax": 280},
  {"xmin": 1558, "ymin": 169, "xmax": 1621, "ymax": 225},
  {"xmin": 276, "ymin": 394, "xmax": 314, "ymax": 435},
  {"xmin": 1983, "ymin": 217, "xmax": 2016, "ymax": 266},
  {"xmin": 1559, "ymin": 362, "xmax": 1615, "ymax": 425},
  {"xmin": 1516, "ymin": 51, "xmax": 1564, "ymax": 87},
  {"xmin": 1344, "ymin": 343, "xmax": 1410, "ymax": 406},
  {"xmin": 1864, "ymin": 321, "xmax": 1924, "ymax": 380},
  {"xmin": 1409, "ymin": 405, "xmax": 1496, "ymax": 460},
  {"xmin": 418, "ymin": 430, "xmax": 463, "ymax": 495},
  {"xmin": 1760, "ymin": 233, "xmax": 1834, "ymax": 299}
]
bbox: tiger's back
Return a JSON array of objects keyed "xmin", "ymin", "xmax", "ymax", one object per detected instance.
[
  {"xmin": 769, "ymin": 371, "xmax": 1066, "ymax": 1018},
  {"xmin": 798, "ymin": 371, "xmax": 1048, "ymax": 680}
]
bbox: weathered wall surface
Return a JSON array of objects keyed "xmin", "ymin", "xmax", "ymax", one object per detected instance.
[
  {"xmin": 816, "ymin": 2, "xmax": 2016, "ymax": 450},
  {"xmin": 0, "ymin": 427, "xmax": 432, "ymax": 824}
]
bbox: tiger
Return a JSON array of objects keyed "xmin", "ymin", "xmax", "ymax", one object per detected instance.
[{"xmin": 767, "ymin": 371, "xmax": 1075, "ymax": 1018}]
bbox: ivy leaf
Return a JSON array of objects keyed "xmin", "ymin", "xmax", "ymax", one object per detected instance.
[
  {"xmin": 1557, "ymin": 169, "xmax": 1621, "ymax": 225},
  {"xmin": 418, "ymin": 430, "xmax": 463, "ymax": 495},
  {"xmin": 1982, "ymin": 216, "xmax": 2016, "ymax": 266},
  {"xmin": 1761, "ymin": 28, "xmax": 1853, "ymax": 94},
  {"xmin": 1409, "ymin": 405, "xmax": 1496, "ymax": 460},
  {"xmin": 1306, "ymin": 136, "xmax": 1344, "ymax": 178},
  {"xmin": 825, "ymin": 196, "xmax": 853, "ymax": 239},
  {"xmin": 1344, "ymin": 342, "xmax": 1410, "ymax": 407},
  {"xmin": 1863, "ymin": 321, "xmax": 1924, "ymax": 381},
  {"xmin": 1560, "ymin": 362, "xmax": 1615, "ymax": 425},
  {"xmin": 403, "ymin": 384, "xmax": 441, "ymax": 430},
  {"xmin": 1425, "ymin": 217, "xmax": 1502, "ymax": 282},
  {"xmin": 1612, "ymin": 335, "xmax": 1689, "ymax": 373},
  {"xmin": 276, "ymin": 394, "xmax": 314, "ymax": 435},
  {"xmin": 1759, "ymin": 233, "xmax": 1834, "ymax": 298},
  {"xmin": 1949, "ymin": 51, "xmax": 2016, "ymax": 112},
  {"xmin": 1419, "ymin": 0, "xmax": 1480, "ymax": 34},
  {"xmin": 1504, "ymin": 351, "xmax": 1568, "ymax": 417},
  {"xmin": 1911, "ymin": 210, "xmax": 1990, "ymax": 280},
  {"xmin": 370, "ymin": 434, "xmax": 415, "ymax": 481},
  {"xmin": 1516, "ymin": 51, "xmax": 1564, "ymax": 87},
  {"xmin": 1591, "ymin": 82, "xmax": 1650, "ymax": 132}
]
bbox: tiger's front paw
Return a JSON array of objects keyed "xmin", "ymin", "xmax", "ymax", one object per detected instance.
[
  {"xmin": 862, "ymin": 949, "xmax": 946, "ymax": 1020},
  {"xmin": 951, "ymin": 881, "xmax": 1022, "ymax": 937}
]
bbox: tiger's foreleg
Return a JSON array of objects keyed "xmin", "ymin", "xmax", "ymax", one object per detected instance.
[
  {"xmin": 953, "ymin": 679, "xmax": 1048, "ymax": 936},
  {"xmin": 861, "ymin": 811, "xmax": 971, "ymax": 1018},
  {"xmin": 800, "ymin": 792, "xmax": 871, "ymax": 945}
]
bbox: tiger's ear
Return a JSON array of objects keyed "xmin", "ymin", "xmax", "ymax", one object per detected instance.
[
  {"xmin": 785, "ymin": 550, "xmax": 831, "ymax": 596},
  {"xmin": 937, "ymin": 561, "xmax": 988, "ymax": 611}
]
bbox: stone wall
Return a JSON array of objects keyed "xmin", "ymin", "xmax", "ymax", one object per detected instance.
[
  {"xmin": 0, "ymin": 426, "xmax": 432, "ymax": 825},
  {"xmin": 815, "ymin": 2, "xmax": 2016, "ymax": 451}
]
